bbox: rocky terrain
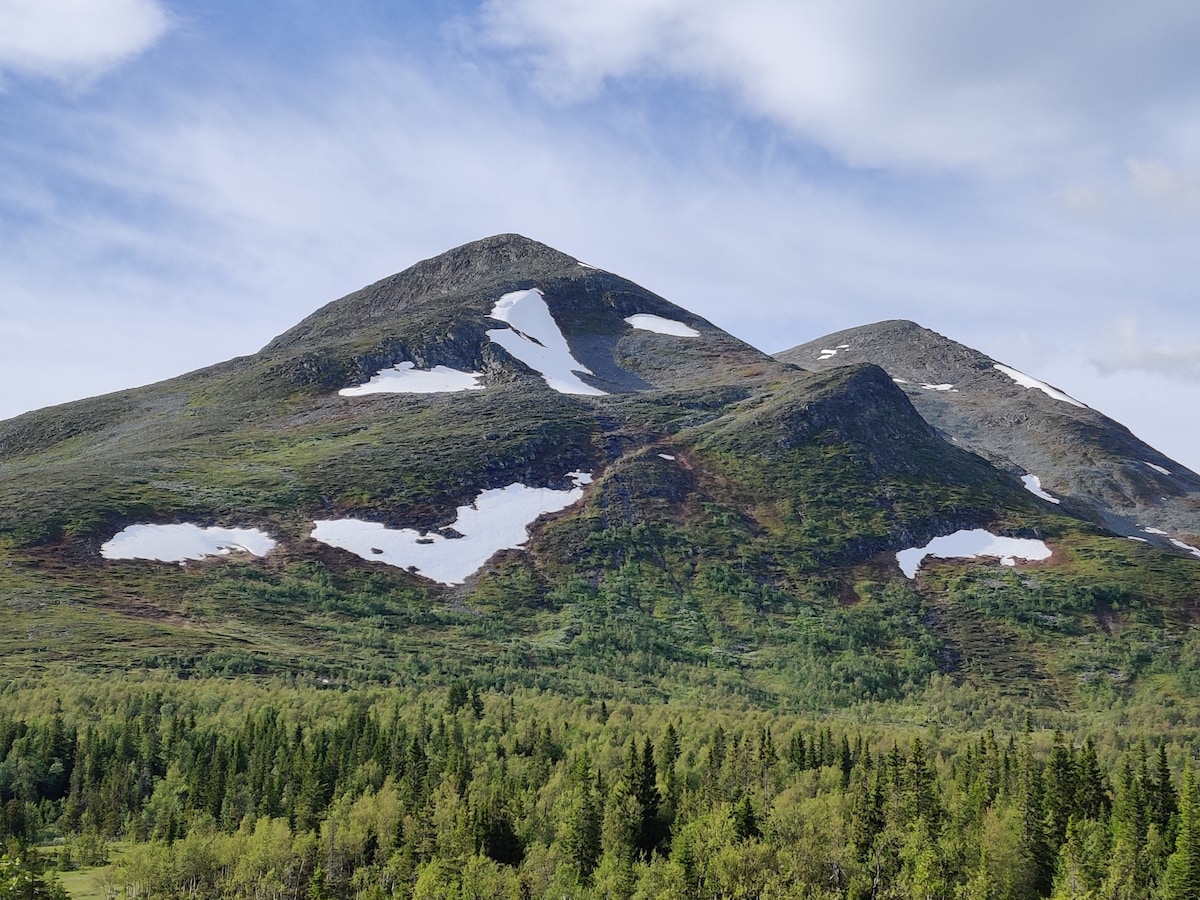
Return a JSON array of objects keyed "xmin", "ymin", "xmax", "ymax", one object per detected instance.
[{"xmin": 779, "ymin": 320, "xmax": 1200, "ymax": 545}]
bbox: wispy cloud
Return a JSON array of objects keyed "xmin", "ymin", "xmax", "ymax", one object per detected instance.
[
  {"xmin": 0, "ymin": 0, "xmax": 170, "ymax": 82},
  {"xmin": 1093, "ymin": 318, "xmax": 1200, "ymax": 380},
  {"xmin": 478, "ymin": 0, "xmax": 1200, "ymax": 178}
]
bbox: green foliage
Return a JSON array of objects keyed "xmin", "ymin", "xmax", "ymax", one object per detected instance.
[
  {"xmin": 0, "ymin": 680, "xmax": 1196, "ymax": 898},
  {"xmin": 1165, "ymin": 764, "xmax": 1200, "ymax": 900}
]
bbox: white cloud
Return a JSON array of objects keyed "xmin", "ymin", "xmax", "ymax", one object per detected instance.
[
  {"xmin": 478, "ymin": 0, "xmax": 1200, "ymax": 177},
  {"xmin": 0, "ymin": 0, "xmax": 169, "ymax": 81},
  {"xmin": 1092, "ymin": 318, "xmax": 1200, "ymax": 379}
]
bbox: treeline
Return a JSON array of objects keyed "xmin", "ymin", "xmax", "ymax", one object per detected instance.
[{"xmin": 2, "ymin": 685, "xmax": 1200, "ymax": 899}]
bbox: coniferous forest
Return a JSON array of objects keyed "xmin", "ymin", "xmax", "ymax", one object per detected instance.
[{"xmin": 2, "ymin": 677, "xmax": 1200, "ymax": 900}]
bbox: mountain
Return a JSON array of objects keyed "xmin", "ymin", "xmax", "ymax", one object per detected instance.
[
  {"xmin": 3, "ymin": 235, "xmax": 1200, "ymax": 709},
  {"xmin": 777, "ymin": 320, "xmax": 1200, "ymax": 547}
]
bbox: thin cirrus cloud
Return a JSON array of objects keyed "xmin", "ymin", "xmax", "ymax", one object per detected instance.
[
  {"xmin": 478, "ymin": 0, "xmax": 1200, "ymax": 177},
  {"xmin": 1093, "ymin": 318, "xmax": 1200, "ymax": 380},
  {"xmin": 0, "ymin": 0, "xmax": 170, "ymax": 81}
]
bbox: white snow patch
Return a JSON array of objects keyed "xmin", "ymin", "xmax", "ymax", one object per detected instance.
[
  {"xmin": 339, "ymin": 362, "xmax": 485, "ymax": 396},
  {"xmin": 624, "ymin": 314, "xmax": 700, "ymax": 337},
  {"xmin": 101, "ymin": 524, "xmax": 277, "ymax": 563},
  {"xmin": 896, "ymin": 529, "xmax": 1052, "ymax": 579},
  {"xmin": 1128, "ymin": 536, "xmax": 1150, "ymax": 543},
  {"xmin": 1021, "ymin": 474, "xmax": 1061, "ymax": 504},
  {"xmin": 1134, "ymin": 526, "xmax": 1200, "ymax": 559},
  {"xmin": 1171, "ymin": 539, "xmax": 1200, "ymax": 560},
  {"xmin": 487, "ymin": 289, "xmax": 607, "ymax": 396},
  {"xmin": 993, "ymin": 363, "xmax": 1087, "ymax": 408},
  {"xmin": 658, "ymin": 453, "xmax": 676, "ymax": 461},
  {"xmin": 892, "ymin": 377, "xmax": 910, "ymax": 384},
  {"xmin": 1144, "ymin": 461, "xmax": 1172, "ymax": 476},
  {"xmin": 920, "ymin": 383, "xmax": 958, "ymax": 392},
  {"xmin": 310, "ymin": 472, "xmax": 592, "ymax": 585},
  {"xmin": 816, "ymin": 344, "xmax": 850, "ymax": 360},
  {"xmin": 577, "ymin": 262, "xmax": 601, "ymax": 270}
]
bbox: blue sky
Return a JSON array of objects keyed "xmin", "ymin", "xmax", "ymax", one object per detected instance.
[{"xmin": 3, "ymin": 0, "xmax": 1200, "ymax": 471}]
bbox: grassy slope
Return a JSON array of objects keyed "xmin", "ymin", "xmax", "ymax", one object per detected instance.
[{"xmin": 3, "ymin": 340, "xmax": 1200, "ymax": 724}]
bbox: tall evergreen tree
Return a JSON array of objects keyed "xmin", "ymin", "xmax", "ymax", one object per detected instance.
[
  {"xmin": 1075, "ymin": 737, "xmax": 1110, "ymax": 821},
  {"xmin": 905, "ymin": 737, "xmax": 940, "ymax": 829},
  {"xmin": 1102, "ymin": 757, "xmax": 1152, "ymax": 900},
  {"xmin": 1044, "ymin": 730, "xmax": 1076, "ymax": 851},
  {"xmin": 630, "ymin": 738, "xmax": 663, "ymax": 858},
  {"xmin": 1156, "ymin": 743, "xmax": 1181, "ymax": 837},
  {"xmin": 1019, "ymin": 736, "xmax": 1054, "ymax": 896},
  {"xmin": 1165, "ymin": 762, "xmax": 1200, "ymax": 900}
]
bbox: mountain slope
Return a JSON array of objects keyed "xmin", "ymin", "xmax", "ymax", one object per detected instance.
[
  {"xmin": 778, "ymin": 320, "xmax": 1200, "ymax": 547},
  {"xmin": 0, "ymin": 235, "xmax": 782, "ymax": 544},
  {"xmin": 2, "ymin": 238, "xmax": 1200, "ymax": 711}
]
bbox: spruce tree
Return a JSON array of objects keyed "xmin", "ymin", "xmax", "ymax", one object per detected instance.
[
  {"xmin": 660, "ymin": 724, "xmax": 681, "ymax": 822},
  {"xmin": 1157, "ymin": 743, "xmax": 1181, "ymax": 837},
  {"xmin": 1102, "ymin": 757, "xmax": 1152, "ymax": 899},
  {"xmin": 905, "ymin": 737, "xmax": 941, "ymax": 829},
  {"xmin": 1164, "ymin": 762, "xmax": 1200, "ymax": 900},
  {"xmin": 631, "ymin": 737, "xmax": 663, "ymax": 858},
  {"xmin": 733, "ymin": 794, "xmax": 760, "ymax": 841},
  {"xmin": 1019, "ymin": 736, "xmax": 1053, "ymax": 895},
  {"xmin": 1044, "ymin": 730, "xmax": 1075, "ymax": 851},
  {"xmin": 1075, "ymin": 737, "xmax": 1110, "ymax": 821}
]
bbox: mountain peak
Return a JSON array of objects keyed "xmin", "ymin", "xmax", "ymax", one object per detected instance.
[
  {"xmin": 406, "ymin": 233, "xmax": 582, "ymax": 280},
  {"xmin": 779, "ymin": 319, "xmax": 990, "ymax": 381},
  {"xmin": 779, "ymin": 320, "xmax": 1200, "ymax": 540},
  {"xmin": 261, "ymin": 234, "xmax": 582, "ymax": 355},
  {"xmin": 256, "ymin": 234, "xmax": 777, "ymax": 396}
]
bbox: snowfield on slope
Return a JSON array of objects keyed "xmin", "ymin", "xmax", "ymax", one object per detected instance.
[
  {"xmin": 993, "ymin": 363, "xmax": 1086, "ymax": 408},
  {"xmin": 310, "ymin": 472, "xmax": 593, "ymax": 584},
  {"xmin": 817, "ymin": 344, "xmax": 851, "ymax": 360},
  {"xmin": 339, "ymin": 362, "xmax": 485, "ymax": 395},
  {"xmin": 1021, "ymin": 474, "xmax": 1060, "ymax": 504},
  {"xmin": 897, "ymin": 529, "xmax": 1052, "ymax": 578},
  {"xmin": 101, "ymin": 524, "xmax": 277, "ymax": 563},
  {"xmin": 487, "ymin": 289, "xmax": 607, "ymax": 395},
  {"xmin": 624, "ymin": 314, "xmax": 699, "ymax": 337}
]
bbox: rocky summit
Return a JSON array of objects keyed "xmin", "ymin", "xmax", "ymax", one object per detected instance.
[
  {"xmin": 2, "ymin": 234, "xmax": 1200, "ymax": 707},
  {"xmin": 778, "ymin": 320, "xmax": 1200, "ymax": 545}
]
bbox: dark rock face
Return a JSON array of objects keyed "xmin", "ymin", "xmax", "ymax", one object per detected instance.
[
  {"xmin": 777, "ymin": 320, "xmax": 1200, "ymax": 543},
  {"xmin": 261, "ymin": 233, "xmax": 784, "ymax": 395}
]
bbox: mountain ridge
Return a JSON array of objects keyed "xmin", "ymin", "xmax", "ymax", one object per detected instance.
[
  {"xmin": 776, "ymin": 319, "xmax": 1200, "ymax": 545},
  {"xmin": 3, "ymin": 234, "xmax": 1200, "ymax": 712}
]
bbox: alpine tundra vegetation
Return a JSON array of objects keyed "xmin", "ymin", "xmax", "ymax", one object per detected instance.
[{"xmin": 4, "ymin": 235, "xmax": 1200, "ymax": 899}]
